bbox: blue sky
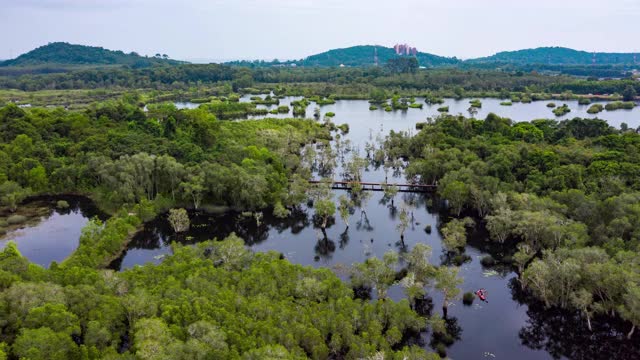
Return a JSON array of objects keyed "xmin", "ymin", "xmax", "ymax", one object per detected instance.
[{"xmin": 1, "ymin": 0, "xmax": 639, "ymax": 61}]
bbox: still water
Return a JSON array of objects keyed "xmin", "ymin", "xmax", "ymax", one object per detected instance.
[
  {"xmin": 0, "ymin": 196, "xmax": 107, "ymax": 268},
  {"xmin": 233, "ymin": 95, "xmax": 640, "ymax": 129}
]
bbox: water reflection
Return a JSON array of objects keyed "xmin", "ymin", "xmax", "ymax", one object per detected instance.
[{"xmin": 0, "ymin": 195, "xmax": 107, "ymax": 268}]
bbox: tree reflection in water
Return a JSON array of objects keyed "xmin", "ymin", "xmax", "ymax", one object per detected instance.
[{"xmin": 510, "ymin": 278, "xmax": 639, "ymax": 360}]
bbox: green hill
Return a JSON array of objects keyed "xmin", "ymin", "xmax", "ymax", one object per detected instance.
[
  {"xmin": 468, "ymin": 47, "xmax": 638, "ymax": 65},
  {"xmin": 0, "ymin": 42, "xmax": 185, "ymax": 67},
  {"xmin": 296, "ymin": 45, "xmax": 459, "ymax": 67}
]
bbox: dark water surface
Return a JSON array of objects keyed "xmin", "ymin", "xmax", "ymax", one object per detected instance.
[{"xmin": 0, "ymin": 195, "xmax": 107, "ymax": 268}]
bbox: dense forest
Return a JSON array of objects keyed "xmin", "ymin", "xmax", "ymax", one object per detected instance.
[{"xmin": 1, "ymin": 64, "xmax": 639, "ymax": 98}]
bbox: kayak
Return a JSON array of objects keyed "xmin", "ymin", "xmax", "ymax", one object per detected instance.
[{"xmin": 475, "ymin": 290, "xmax": 487, "ymax": 301}]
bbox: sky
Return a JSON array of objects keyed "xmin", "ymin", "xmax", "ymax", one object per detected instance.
[{"xmin": 1, "ymin": 0, "xmax": 640, "ymax": 62}]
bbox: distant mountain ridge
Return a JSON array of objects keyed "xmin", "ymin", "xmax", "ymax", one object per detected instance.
[
  {"xmin": 297, "ymin": 45, "xmax": 459, "ymax": 67},
  {"xmin": 0, "ymin": 42, "xmax": 185, "ymax": 67},
  {"xmin": 3, "ymin": 43, "xmax": 639, "ymax": 69},
  {"xmin": 468, "ymin": 46, "xmax": 639, "ymax": 65},
  {"xmin": 226, "ymin": 45, "xmax": 639, "ymax": 68}
]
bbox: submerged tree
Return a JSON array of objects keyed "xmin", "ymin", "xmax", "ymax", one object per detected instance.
[
  {"xmin": 168, "ymin": 208, "xmax": 190, "ymax": 233},
  {"xmin": 351, "ymin": 251, "xmax": 399, "ymax": 299},
  {"xmin": 620, "ymin": 284, "xmax": 640, "ymax": 339},
  {"xmin": 315, "ymin": 197, "xmax": 336, "ymax": 238},
  {"xmin": 435, "ymin": 266, "xmax": 462, "ymax": 318},
  {"xmin": 382, "ymin": 182, "xmax": 399, "ymax": 208},
  {"xmin": 338, "ymin": 195, "xmax": 352, "ymax": 229},
  {"xmin": 401, "ymin": 244, "xmax": 435, "ymax": 309},
  {"xmin": 570, "ymin": 289, "xmax": 594, "ymax": 331},
  {"xmin": 441, "ymin": 217, "xmax": 474, "ymax": 254},
  {"xmin": 253, "ymin": 211, "xmax": 263, "ymax": 227},
  {"xmin": 397, "ymin": 206, "xmax": 410, "ymax": 244}
]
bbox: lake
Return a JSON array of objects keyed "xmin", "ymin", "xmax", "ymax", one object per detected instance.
[{"xmin": 0, "ymin": 195, "xmax": 107, "ymax": 268}]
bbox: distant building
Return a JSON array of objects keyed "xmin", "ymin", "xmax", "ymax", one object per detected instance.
[{"xmin": 393, "ymin": 43, "xmax": 418, "ymax": 56}]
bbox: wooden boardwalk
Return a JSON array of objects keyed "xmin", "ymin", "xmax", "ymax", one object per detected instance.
[{"xmin": 308, "ymin": 180, "xmax": 436, "ymax": 193}]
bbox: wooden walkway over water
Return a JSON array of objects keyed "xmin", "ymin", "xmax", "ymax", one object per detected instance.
[{"xmin": 308, "ymin": 180, "xmax": 437, "ymax": 193}]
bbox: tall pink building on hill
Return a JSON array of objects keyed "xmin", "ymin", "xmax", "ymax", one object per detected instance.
[{"xmin": 393, "ymin": 44, "xmax": 417, "ymax": 56}]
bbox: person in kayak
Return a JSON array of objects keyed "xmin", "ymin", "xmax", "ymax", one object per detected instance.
[{"xmin": 475, "ymin": 288, "xmax": 488, "ymax": 302}]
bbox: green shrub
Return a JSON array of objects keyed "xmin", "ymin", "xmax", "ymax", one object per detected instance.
[
  {"xmin": 578, "ymin": 98, "xmax": 591, "ymax": 105},
  {"xmin": 552, "ymin": 104, "xmax": 570, "ymax": 116},
  {"xmin": 316, "ymin": 98, "xmax": 336, "ymax": 106},
  {"xmin": 56, "ymin": 200, "xmax": 69, "ymax": 209},
  {"xmin": 480, "ymin": 255, "xmax": 496, "ymax": 267},
  {"xmin": 249, "ymin": 108, "xmax": 268, "ymax": 115},
  {"xmin": 437, "ymin": 106, "xmax": 449, "ymax": 112},
  {"xmin": 325, "ymin": 112, "xmax": 335, "ymax": 118},
  {"xmin": 369, "ymin": 105, "xmax": 378, "ymax": 110},
  {"xmin": 384, "ymin": 106, "xmax": 392, "ymax": 112},
  {"xmin": 7, "ymin": 215, "xmax": 27, "ymax": 225},
  {"xmin": 547, "ymin": 102, "xmax": 556, "ymax": 108},
  {"xmin": 532, "ymin": 93, "xmax": 552, "ymax": 101},
  {"xmin": 605, "ymin": 101, "xmax": 635, "ymax": 111},
  {"xmin": 409, "ymin": 103, "xmax": 423, "ymax": 109},
  {"xmin": 587, "ymin": 104, "xmax": 604, "ymax": 114},
  {"xmin": 462, "ymin": 292, "xmax": 475, "ymax": 305},
  {"xmin": 190, "ymin": 98, "xmax": 211, "ymax": 104},
  {"xmin": 500, "ymin": 101, "xmax": 512, "ymax": 106},
  {"xmin": 469, "ymin": 99, "xmax": 482, "ymax": 108},
  {"xmin": 425, "ymin": 97, "xmax": 444, "ymax": 104},
  {"xmin": 452, "ymin": 254, "xmax": 471, "ymax": 266}
]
